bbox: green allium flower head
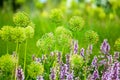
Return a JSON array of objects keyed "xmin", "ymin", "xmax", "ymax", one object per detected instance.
[
  {"xmin": 11, "ymin": 27, "xmax": 26, "ymax": 43},
  {"xmin": 70, "ymin": 54, "xmax": 84, "ymax": 69},
  {"xmin": 85, "ymin": 30, "xmax": 99, "ymax": 44},
  {"xmin": 55, "ymin": 26, "xmax": 72, "ymax": 48},
  {"xmin": 50, "ymin": 9, "xmax": 63, "ymax": 24},
  {"xmin": 114, "ymin": 38, "xmax": 120, "ymax": 51},
  {"xmin": 27, "ymin": 62, "xmax": 44, "ymax": 79},
  {"xmin": 0, "ymin": 54, "xmax": 17, "ymax": 73},
  {"xmin": 13, "ymin": 12, "xmax": 30, "ymax": 27},
  {"xmin": 36, "ymin": 32, "xmax": 55, "ymax": 52},
  {"xmin": 25, "ymin": 26, "xmax": 34, "ymax": 39},
  {"xmin": 69, "ymin": 16, "xmax": 84, "ymax": 31},
  {"xmin": 0, "ymin": 26, "xmax": 13, "ymax": 41}
]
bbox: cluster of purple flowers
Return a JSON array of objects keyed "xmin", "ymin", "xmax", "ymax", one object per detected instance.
[{"xmin": 16, "ymin": 66, "xmax": 24, "ymax": 80}]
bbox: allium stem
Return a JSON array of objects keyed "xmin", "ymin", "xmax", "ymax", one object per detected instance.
[
  {"xmin": 24, "ymin": 40, "xmax": 27, "ymax": 76},
  {"xmin": 6, "ymin": 41, "xmax": 8, "ymax": 54}
]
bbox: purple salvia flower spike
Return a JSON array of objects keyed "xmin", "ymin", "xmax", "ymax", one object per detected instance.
[
  {"xmin": 80, "ymin": 48, "xmax": 85, "ymax": 57},
  {"xmin": 74, "ymin": 40, "xmax": 78, "ymax": 54},
  {"xmin": 50, "ymin": 68, "xmax": 56, "ymax": 80},
  {"xmin": 16, "ymin": 66, "xmax": 24, "ymax": 80},
  {"xmin": 100, "ymin": 39, "xmax": 110, "ymax": 55},
  {"xmin": 91, "ymin": 68, "xmax": 99, "ymax": 80},
  {"xmin": 92, "ymin": 56, "xmax": 98, "ymax": 68}
]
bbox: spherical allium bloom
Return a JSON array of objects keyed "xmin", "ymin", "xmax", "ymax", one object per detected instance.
[
  {"xmin": 36, "ymin": 32, "xmax": 55, "ymax": 53},
  {"xmin": 55, "ymin": 26, "xmax": 72, "ymax": 48},
  {"xmin": 100, "ymin": 39, "xmax": 110, "ymax": 55},
  {"xmin": 16, "ymin": 66, "xmax": 24, "ymax": 80},
  {"xmin": 69, "ymin": 16, "xmax": 84, "ymax": 31},
  {"xmin": 50, "ymin": 9, "xmax": 63, "ymax": 24},
  {"xmin": 27, "ymin": 62, "xmax": 44, "ymax": 79},
  {"xmin": 114, "ymin": 38, "xmax": 120, "ymax": 51},
  {"xmin": 25, "ymin": 26, "xmax": 34, "ymax": 39},
  {"xmin": 70, "ymin": 54, "xmax": 84, "ymax": 69},
  {"xmin": 85, "ymin": 30, "xmax": 99, "ymax": 44},
  {"xmin": 13, "ymin": 12, "xmax": 30, "ymax": 27},
  {"xmin": 11, "ymin": 27, "xmax": 26, "ymax": 43},
  {"xmin": 0, "ymin": 54, "xmax": 16, "ymax": 74},
  {"xmin": 0, "ymin": 26, "xmax": 13, "ymax": 41}
]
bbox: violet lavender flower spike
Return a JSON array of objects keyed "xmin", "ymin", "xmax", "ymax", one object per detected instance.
[
  {"xmin": 74, "ymin": 40, "xmax": 78, "ymax": 54},
  {"xmin": 92, "ymin": 56, "xmax": 98, "ymax": 68},
  {"xmin": 16, "ymin": 66, "xmax": 24, "ymax": 80},
  {"xmin": 91, "ymin": 69, "xmax": 99, "ymax": 80},
  {"xmin": 57, "ymin": 52, "xmax": 61, "ymax": 64},
  {"xmin": 80, "ymin": 48, "xmax": 85, "ymax": 57},
  {"xmin": 50, "ymin": 68, "xmax": 56, "ymax": 80},
  {"xmin": 66, "ymin": 54, "xmax": 70, "ymax": 71},
  {"xmin": 37, "ymin": 76, "xmax": 44, "ymax": 80},
  {"xmin": 100, "ymin": 39, "xmax": 110, "ymax": 55}
]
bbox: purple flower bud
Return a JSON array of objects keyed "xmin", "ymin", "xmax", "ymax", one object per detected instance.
[
  {"xmin": 91, "ymin": 69, "xmax": 99, "ymax": 80},
  {"xmin": 92, "ymin": 56, "xmax": 98, "ymax": 68},
  {"xmin": 57, "ymin": 52, "xmax": 61, "ymax": 64},
  {"xmin": 100, "ymin": 39, "xmax": 110, "ymax": 55},
  {"xmin": 80, "ymin": 48, "xmax": 85, "ymax": 57},
  {"xmin": 66, "ymin": 72, "xmax": 74, "ymax": 80},
  {"xmin": 16, "ymin": 66, "xmax": 24, "ymax": 80},
  {"xmin": 37, "ymin": 76, "xmax": 44, "ymax": 80},
  {"xmin": 50, "ymin": 68, "xmax": 56, "ymax": 80},
  {"xmin": 99, "ymin": 59, "xmax": 107, "ymax": 66},
  {"xmin": 74, "ymin": 40, "xmax": 78, "ymax": 54},
  {"xmin": 66, "ymin": 54, "xmax": 70, "ymax": 71},
  {"xmin": 107, "ymin": 55, "xmax": 113, "ymax": 64},
  {"xmin": 114, "ymin": 52, "xmax": 119, "ymax": 61}
]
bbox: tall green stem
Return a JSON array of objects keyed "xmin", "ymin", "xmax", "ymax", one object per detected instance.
[
  {"xmin": 15, "ymin": 41, "xmax": 19, "ymax": 80},
  {"xmin": 24, "ymin": 40, "xmax": 27, "ymax": 75}
]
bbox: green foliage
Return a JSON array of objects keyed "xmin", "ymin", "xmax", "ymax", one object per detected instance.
[
  {"xmin": 85, "ymin": 30, "xmax": 99, "ymax": 44},
  {"xmin": 55, "ymin": 26, "xmax": 73, "ymax": 49},
  {"xmin": 0, "ymin": 54, "xmax": 16, "ymax": 74},
  {"xmin": 13, "ymin": 12, "xmax": 30, "ymax": 27},
  {"xmin": 11, "ymin": 27, "xmax": 26, "ymax": 43},
  {"xmin": 27, "ymin": 62, "xmax": 44, "ymax": 79},
  {"xmin": 69, "ymin": 16, "xmax": 84, "ymax": 31},
  {"xmin": 0, "ymin": 26, "xmax": 13, "ymax": 41},
  {"xmin": 50, "ymin": 9, "xmax": 63, "ymax": 24},
  {"xmin": 36, "ymin": 32, "xmax": 55, "ymax": 53},
  {"xmin": 114, "ymin": 38, "xmax": 120, "ymax": 51}
]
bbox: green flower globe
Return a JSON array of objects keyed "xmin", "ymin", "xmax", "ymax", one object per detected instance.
[
  {"xmin": 25, "ymin": 26, "xmax": 34, "ymax": 39},
  {"xmin": 69, "ymin": 16, "xmax": 84, "ymax": 31},
  {"xmin": 27, "ymin": 62, "xmax": 44, "ymax": 79},
  {"xmin": 36, "ymin": 32, "xmax": 55, "ymax": 53},
  {"xmin": 50, "ymin": 9, "xmax": 63, "ymax": 24},
  {"xmin": 85, "ymin": 30, "xmax": 99, "ymax": 44},
  {"xmin": 70, "ymin": 54, "xmax": 84, "ymax": 69},
  {"xmin": 0, "ymin": 26, "xmax": 13, "ymax": 41},
  {"xmin": 13, "ymin": 12, "xmax": 30, "ymax": 27},
  {"xmin": 114, "ymin": 38, "xmax": 120, "ymax": 51},
  {"xmin": 11, "ymin": 27, "xmax": 26, "ymax": 43},
  {"xmin": 0, "ymin": 54, "xmax": 16, "ymax": 74},
  {"xmin": 55, "ymin": 26, "xmax": 73, "ymax": 48}
]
